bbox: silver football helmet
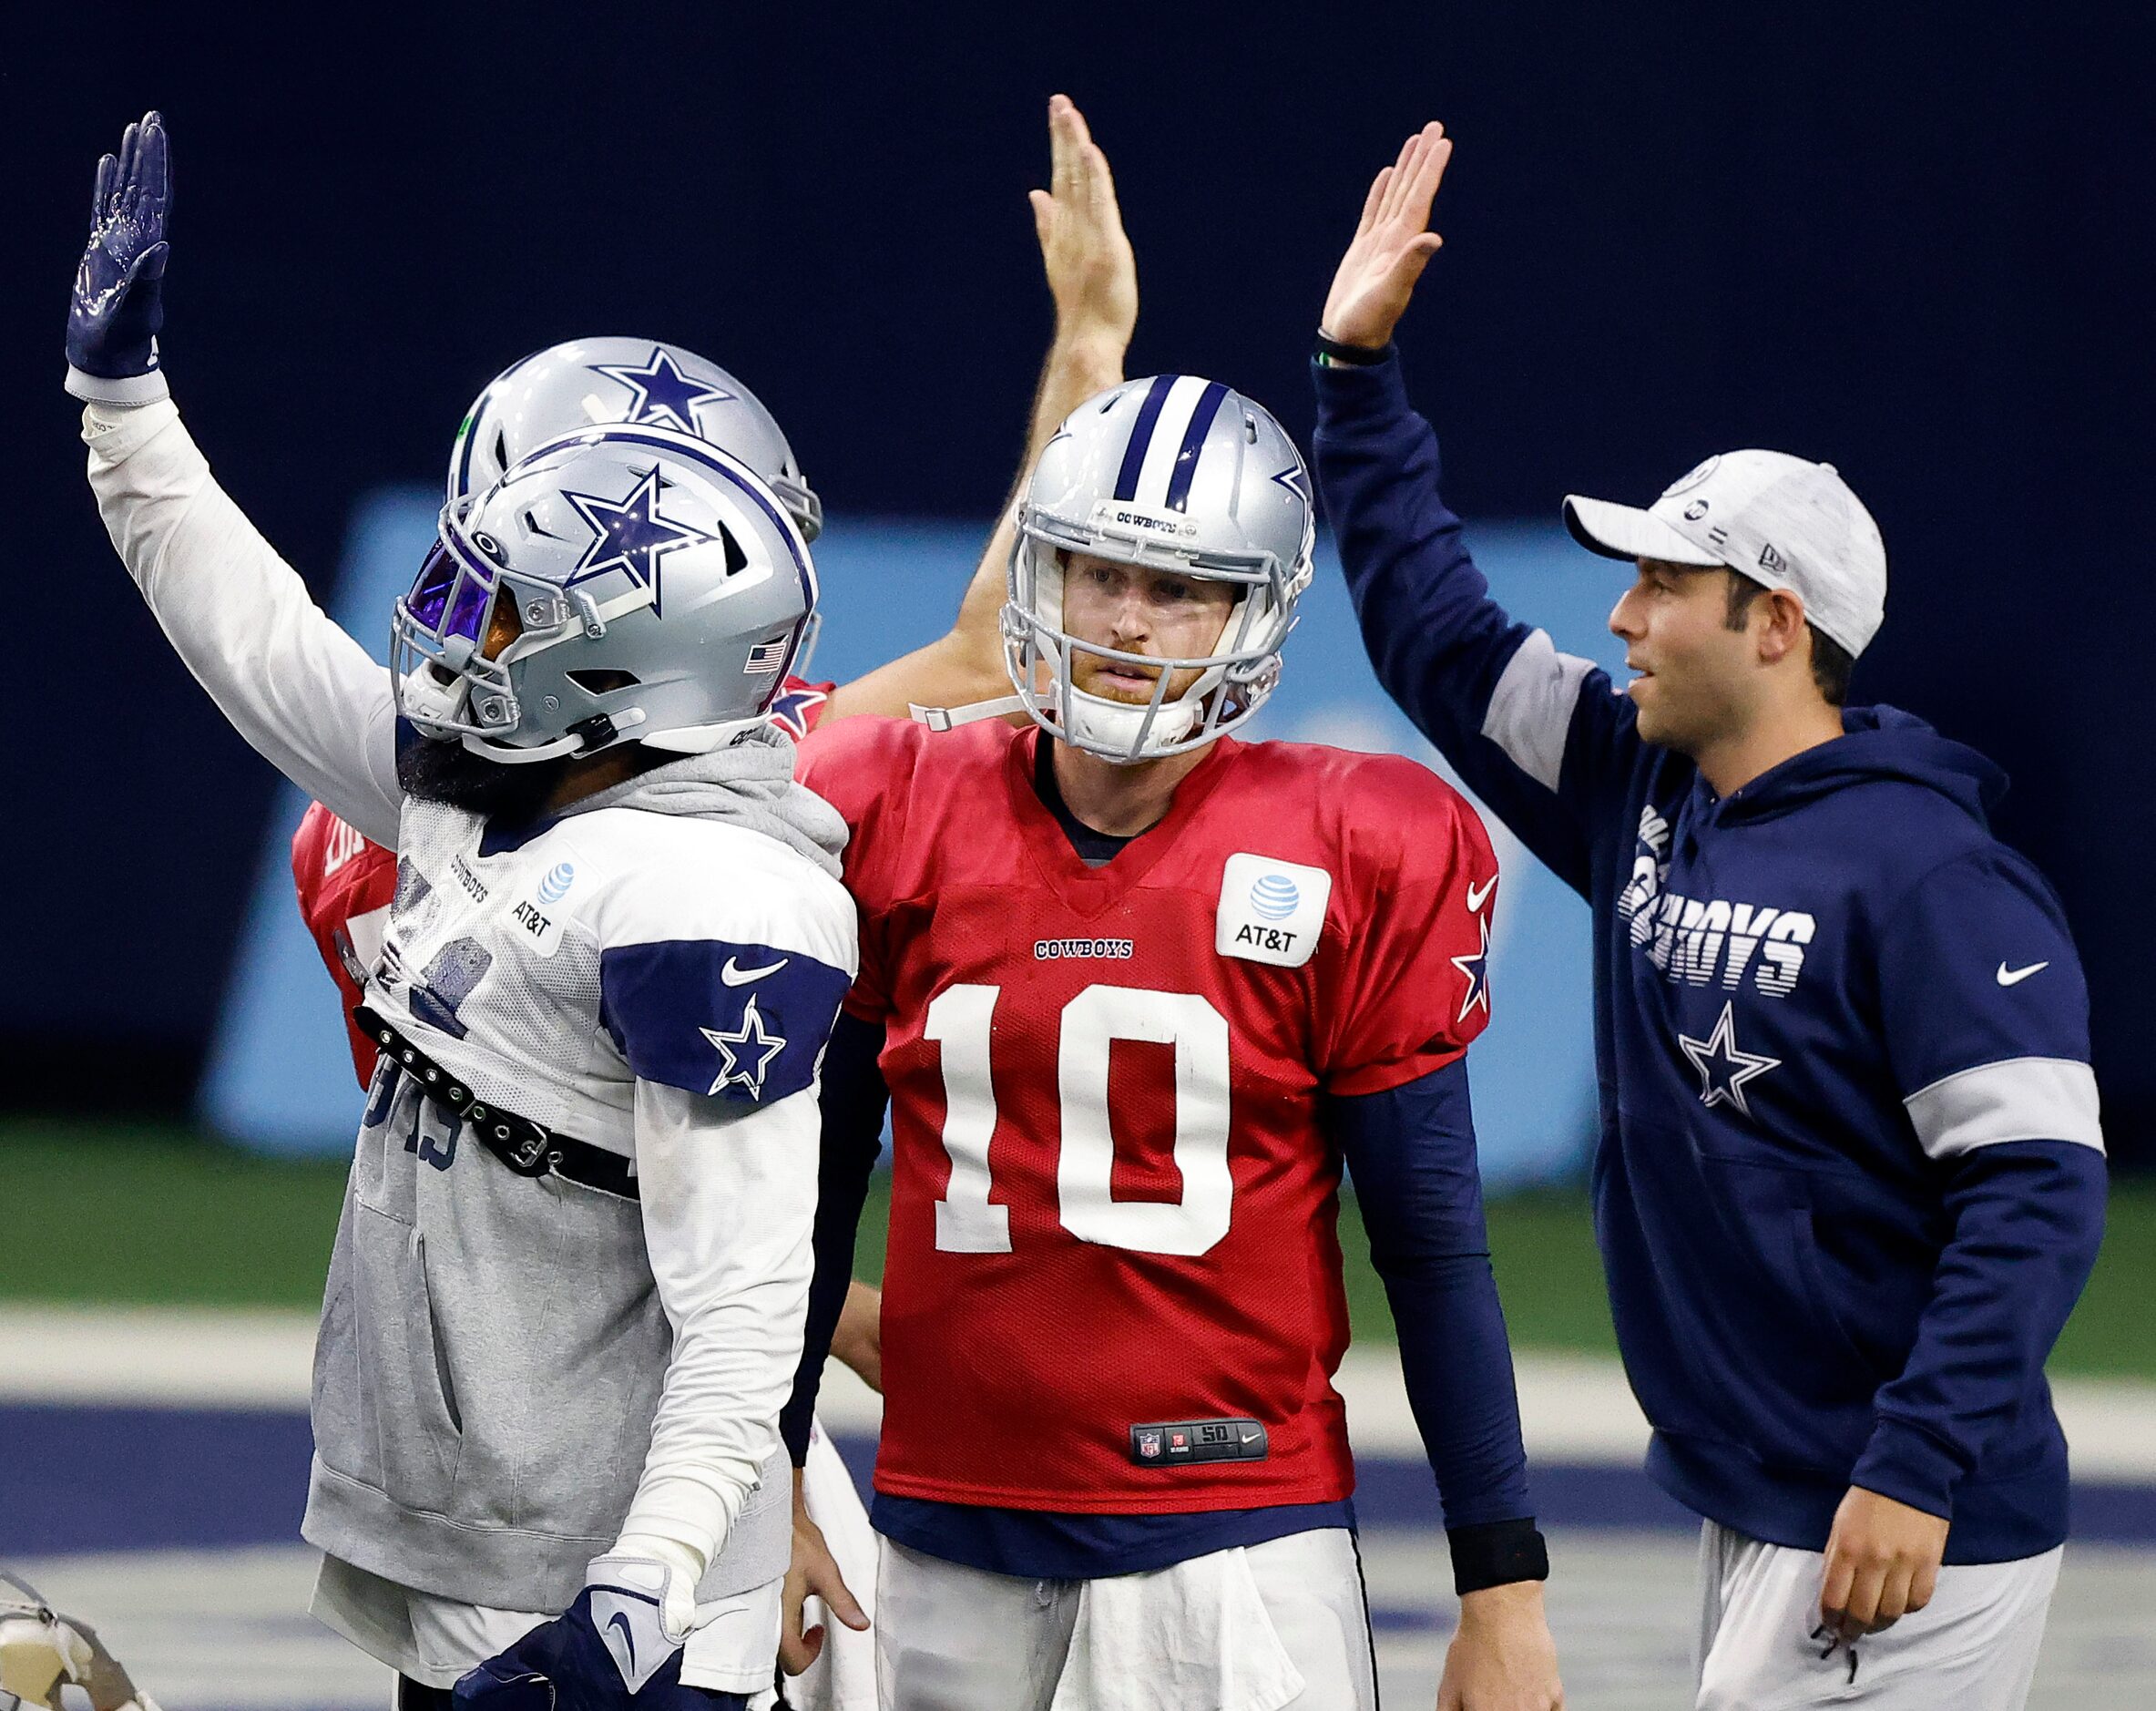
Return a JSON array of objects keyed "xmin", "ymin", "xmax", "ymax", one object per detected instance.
[
  {"xmin": 1004, "ymin": 375, "xmax": 1315, "ymax": 763},
  {"xmin": 392, "ymin": 424, "xmax": 818, "ymax": 763},
  {"xmin": 448, "ymin": 336, "xmax": 823, "ymax": 540}
]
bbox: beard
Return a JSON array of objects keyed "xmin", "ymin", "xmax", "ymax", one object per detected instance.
[{"xmin": 396, "ymin": 733, "xmax": 572, "ymax": 821}]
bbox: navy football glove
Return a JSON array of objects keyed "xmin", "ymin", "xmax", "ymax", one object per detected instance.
[
  {"xmin": 451, "ymin": 1554, "xmax": 747, "ymax": 1711},
  {"xmin": 66, "ymin": 109, "xmax": 171, "ymax": 404}
]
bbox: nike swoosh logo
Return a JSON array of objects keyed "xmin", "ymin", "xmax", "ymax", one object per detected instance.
[
  {"xmin": 1240, "ymin": 1429, "xmax": 1261, "ymax": 1443},
  {"xmin": 606, "ymin": 1608, "xmax": 637, "ymax": 1673},
  {"xmin": 721, "ymin": 956, "xmax": 789, "ymax": 986},
  {"xmin": 1466, "ymin": 876, "xmax": 1497, "ymax": 912},
  {"xmin": 1997, "ymin": 960, "xmax": 2050, "ymax": 987}
]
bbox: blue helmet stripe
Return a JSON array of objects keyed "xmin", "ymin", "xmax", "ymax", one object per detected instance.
[
  {"xmin": 1162, "ymin": 381, "xmax": 1231, "ymax": 513},
  {"xmin": 1111, "ymin": 376, "xmax": 1178, "ymax": 502}
]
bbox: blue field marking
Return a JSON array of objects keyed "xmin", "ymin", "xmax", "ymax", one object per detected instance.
[
  {"xmin": 1, "ymin": 1405, "xmax": 314, "ymax": 1554},
  {"xmin": 11, "ymin": 1407, "xmax": 2156, "ymax": 1554}
]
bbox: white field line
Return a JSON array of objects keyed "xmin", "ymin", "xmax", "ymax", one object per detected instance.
[{"xmin": 5, "ymin": 1306, "xmax": 2152, "ymax": 1481}]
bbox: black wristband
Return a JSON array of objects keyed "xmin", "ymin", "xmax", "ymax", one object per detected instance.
[
  {"xmin": 1446, "ymin": 1517, "xmax": 1550, "ymax": 1595},
  {"xmin": 1313, "ymin": 333, "xmax": 1393, "ymax": 368}
]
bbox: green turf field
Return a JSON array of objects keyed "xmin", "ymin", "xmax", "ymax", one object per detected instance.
[{"xmin": 2, "ymin": 1120, "xmax": 2150, "ymax": 1378}]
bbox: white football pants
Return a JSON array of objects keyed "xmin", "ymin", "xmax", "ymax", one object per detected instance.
[
  {"xmin": 1693, "ymin": 1519, "xmax": 2061, "ymax": 1709},
  {"xmin": 874, "ymin": 1526, "xmax": 1378, "ymax": 1711}
]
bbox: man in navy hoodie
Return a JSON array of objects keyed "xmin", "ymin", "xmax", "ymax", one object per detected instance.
[{"xmin": 1308, "ymin": 124, "xmax": 2108, "ymax": 1708}]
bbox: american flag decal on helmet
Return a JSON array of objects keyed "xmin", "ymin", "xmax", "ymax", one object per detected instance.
[{"xmin": 744, "ymin": 639, "xmax": 789, "ymax": 675}]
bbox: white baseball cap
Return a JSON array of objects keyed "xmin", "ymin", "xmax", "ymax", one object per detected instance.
[{"xmin": 1563, "ymin": 450, "xmax": 1886, "ymax": 658}]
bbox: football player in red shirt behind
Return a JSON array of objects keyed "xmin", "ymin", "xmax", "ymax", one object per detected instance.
[{"xmin": 792, "ymin": 377, "xmax": 1565, "ymax": 1709}]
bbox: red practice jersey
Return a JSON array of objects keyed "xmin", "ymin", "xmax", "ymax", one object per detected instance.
[
  {"xmin": 291, "ymin": 802, "xmax": 398, "ymax": 1087},
  {"xmin": 291, "ymin": 677, "xmax": 836, "ymax": 1088},
  {"xmin": 797, "ymin": 718, "xmax": 1499, "ymax": 1514}
]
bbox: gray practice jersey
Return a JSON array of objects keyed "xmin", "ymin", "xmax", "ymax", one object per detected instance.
[{"xmin": 84, "ymin": 397, "xmax": 856, "ymax": 1641}]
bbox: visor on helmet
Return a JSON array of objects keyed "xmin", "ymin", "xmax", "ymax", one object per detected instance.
[
  {"xmin": 403, "ymin": 538, "xmax": 503, "ymax": 647},
  {"xmin": 390, "ymin": 520, "xmax": 534, "ymax": 747}
]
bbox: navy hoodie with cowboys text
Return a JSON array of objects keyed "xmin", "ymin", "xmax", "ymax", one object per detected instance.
[{"xmin": 1312, "ymin": 349, "xmax": 2107, "ymax": 1563}]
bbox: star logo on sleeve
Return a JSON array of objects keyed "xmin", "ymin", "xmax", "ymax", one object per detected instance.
[
  {"xmin": 1450, "ymin": 909, "xmax": 1493, "ymax": 1023},
  {"xmin": 1677, "ymin": 1000, "xmax": 1781, "ymax": 1117},
  {"xmin": 562, "ymin": 466, "xmax": 717, "ymax": 616},
  {"xmin": 768, "ymin": 683, "xmax": 828, "ymax": 741},
  {"xmin": 587, "ymin": 347, "xmax": 735, "ymax": 432},
  {"xmin": 700, "ymin": 994, "xmax": 788, "ymax": 1099}
]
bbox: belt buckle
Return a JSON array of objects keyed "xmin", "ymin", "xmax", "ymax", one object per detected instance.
[{"xmin": 475, "ymin": 1106, "xmax": 556, "ymax": 1177}]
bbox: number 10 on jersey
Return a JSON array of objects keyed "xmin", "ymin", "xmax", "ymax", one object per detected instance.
[{"xmin": 925, "ymin": 982, "xmax": 1234, "ymax": 1258}]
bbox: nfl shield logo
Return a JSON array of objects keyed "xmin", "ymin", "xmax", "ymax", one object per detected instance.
[{"xmin": 1138, "ymin": 1430, "xmax": 1161, "ymax": 1460}]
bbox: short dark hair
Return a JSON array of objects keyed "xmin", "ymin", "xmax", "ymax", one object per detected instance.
[{"xmin": 1724, "ymin": 573, "xmax": 1854, "ymax": 707}]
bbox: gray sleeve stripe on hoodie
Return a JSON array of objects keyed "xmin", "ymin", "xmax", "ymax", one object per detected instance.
[
  {"xmin": 1905, "ymin": 1056, "xmax": 2105, "ymax": 1158},
  {"xmin": 1481, "ymin": 629, "xmax": 1598, "ymax": 794}
]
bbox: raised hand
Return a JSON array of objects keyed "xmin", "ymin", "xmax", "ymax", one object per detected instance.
[
  {"xmin": 1321, "ymin": 120, "xmax": 1452, "ymax": 353},
  {"xmin": 68, "ymin": 110, "xmax": 172, "ymax": 391},
  {"xmin": 1029, "ymin": 94, "xmax": 1138, "ymax": 360}
]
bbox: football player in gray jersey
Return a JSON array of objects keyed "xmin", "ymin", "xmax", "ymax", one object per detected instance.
[{"xmin": 66, "ymin": 96, "xmax": 1137, "ymax": 1711}]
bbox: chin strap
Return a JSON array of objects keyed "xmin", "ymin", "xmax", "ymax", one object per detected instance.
[{"xmin": 910, "ymin": 694, "xmax": 1027, "ymax": 732}]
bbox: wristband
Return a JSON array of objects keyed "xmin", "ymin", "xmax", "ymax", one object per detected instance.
[
  {"xmin": 1446, "ymin": 1516, "xmax": 1550, "ymax": 1595},
  {"xmin": 1313, "ymin": 333, "xmax": 1392, "ymax": 369},
  {"xmin": 66, "ymin": 364, "xmax": 169, "ymax": 405}
]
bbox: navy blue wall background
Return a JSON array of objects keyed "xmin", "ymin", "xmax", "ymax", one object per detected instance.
[{"xmin": 5, "ymin": 4, "xmax": 2150, "ymax": 1163}]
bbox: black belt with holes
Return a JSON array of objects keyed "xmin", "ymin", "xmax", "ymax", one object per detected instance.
[{"xmin": 354, "ymin": 1005, "xmax": 639, "ymax": 1201}]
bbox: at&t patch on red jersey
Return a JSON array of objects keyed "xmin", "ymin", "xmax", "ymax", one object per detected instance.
[
  {"xmin": 1215, "ymin": 853, "xmax": 1333, "ymax": 968},
  {"xmin": 797, "ymin": 716, "xmax": 1499, "ymax": 1516}
]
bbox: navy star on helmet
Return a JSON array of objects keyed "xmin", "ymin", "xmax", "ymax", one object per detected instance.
[
  {"xmin": 448, "ymin": 336, "xmax": 822, "ymax": 541},
  {"xmin": 391, "ymin": 423, "xmax": 818, "ymax": 764},
  {"xmin": 993, "ymin": 375, "xmax": 1316, "ymax": 763},
  {"xmin": 562, "ymin": 465, "xmax": 717, "ymax": 616},
  {"xmin": 588, "ymin": 346, "xmax": 734, "ymax": 434}
]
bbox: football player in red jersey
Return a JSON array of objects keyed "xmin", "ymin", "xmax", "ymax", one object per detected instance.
[{"xmin": 790, "ymin": 372, "xmax": 1565, "ymax": 1707}]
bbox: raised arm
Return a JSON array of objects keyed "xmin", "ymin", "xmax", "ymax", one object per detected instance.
[
  {"xmin": 1312, "ymin": 124, "xmax": 1638, "ymax": 896},
  {"xmin": 68, "ymin": 114, "xmax": 401, "ymax": 843},
  {"xmin": 821, "ymin": 92, "xmax": 1134, "ymax": 722}
]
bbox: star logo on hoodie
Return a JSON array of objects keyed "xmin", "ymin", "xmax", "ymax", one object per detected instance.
[{"xmin": 1677, "ymin": 1001, "xmax": 1781, "ymax": 1118}]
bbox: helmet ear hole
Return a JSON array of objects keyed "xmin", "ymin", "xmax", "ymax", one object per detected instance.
[
  {"xmin": 566, "ymin": 668, "xmax": 640, "ymax": 696},
  {"xmin": 717, "ymin": 521, "xmax": 748, "ymax": 577}
]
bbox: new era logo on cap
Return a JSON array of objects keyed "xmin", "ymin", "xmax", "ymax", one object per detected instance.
[{"xmin": 1562, "ymin": 450, "xmax": 1886, "ymax": 658}]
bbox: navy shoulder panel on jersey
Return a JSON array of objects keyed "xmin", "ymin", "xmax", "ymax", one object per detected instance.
[{"xmin": 598, "ymin": 938, "xmax": 851, "ymax": 1104}]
